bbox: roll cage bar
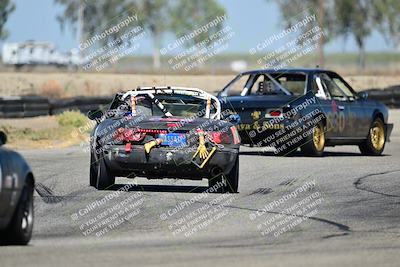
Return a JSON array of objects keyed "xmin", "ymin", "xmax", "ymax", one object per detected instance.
[{"xmin": 120, "ymin": 86, "xmax": 221, "ymax": 120}]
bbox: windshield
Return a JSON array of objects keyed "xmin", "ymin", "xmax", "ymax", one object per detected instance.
[
  {"xmin": 221, "ymin": 72, "xmax": 307, "ymax": 96},
  {"xmin": 108, "ymin": 93, "xmax": 216, "ymax": 118}
]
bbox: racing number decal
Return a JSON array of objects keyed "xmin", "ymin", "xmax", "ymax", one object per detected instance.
[
  {"xmin": 338, "ymin": 112, "xmax": 345, "ymax": 132},
  {"xmin": 327, "ymin": 100, "xmax": 346, "ymax": 133},
  {"xmin": 327, "ymin": 110, "xmax": 345, "ymax": 132}
]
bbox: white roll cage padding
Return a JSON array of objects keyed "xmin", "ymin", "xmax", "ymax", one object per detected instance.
[{"xmin": 121, "ymin": 86, "xmax": 221, "ymax": 119}]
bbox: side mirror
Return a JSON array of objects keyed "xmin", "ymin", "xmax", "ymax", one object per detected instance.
[
  {"xmin": 358, "ymin": 91, "xmax": 368, "ymax": 100},
  {"xmin": 87, "ymin": 110, "xmax": 104, "ymax": 121},
  {"xmin": 0, "ymin": 131, "xmax": 7, "ymax": 146}
]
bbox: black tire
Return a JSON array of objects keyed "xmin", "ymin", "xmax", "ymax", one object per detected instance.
[
  {"xmin": 301, "ymin": 122, "xmax": 325, "ymax": 157},
  {"xmin": 89, "ymin": 153, "xmax": 97, "ymax": 187},
  {"xmin": 95, "ymin": 157, "xmax": 115, "ymax": 190},
  {"xmin": 225, "ymin": 156, "xmax": 239, "ymax": 193},
  {"xmin": 359, "ymin": 117, "xmax": 386, "ymax": 156},
  {"xmin": 1, "ymin": 179, "xmax": 34, "ymax": 245},
  {"xmin": 208, "ymin": 156, "xmax": 239, "ymax": 193}
]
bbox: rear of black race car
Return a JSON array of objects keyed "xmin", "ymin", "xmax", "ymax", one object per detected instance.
[
  {"xmin": 91, "ymin": 117, "xmax": 240, "ymax": 193},
  {"xmin": 221, "ymin": 94, "xmax": 324, "ymax": 156}
]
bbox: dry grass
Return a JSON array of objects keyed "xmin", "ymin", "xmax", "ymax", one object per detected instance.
[
  {"xmin": 0, "ymin": 72, "xmax": 233, "ymax": 97},
  {"xmin": 0, "ymin": 111, "xmax": 90, "ymax": 149},
  {"xmin": 41, "ymin": 80, "xmax": 64, "ymax": 98},
  {"xmin": 0, "ymin": 72, "xmax": 399, "ymax": 98}
]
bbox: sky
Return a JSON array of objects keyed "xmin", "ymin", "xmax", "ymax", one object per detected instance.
[{"xmin": 4, "ymin": 0, "xmax": 394, "ymax": 54}]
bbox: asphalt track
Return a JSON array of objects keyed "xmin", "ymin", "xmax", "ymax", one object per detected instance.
[{"xmin": 1, "ymin": 116, "xmax": 400, "ymax": 266}]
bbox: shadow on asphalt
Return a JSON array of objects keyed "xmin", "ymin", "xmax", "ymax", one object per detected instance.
[
  {"xmin": 108, "ymin": 184, "xmax": 209, "ymax": 193},
  {"xmin": 239, "ymin": 151, "xmax": 390, "ymax": 157}
]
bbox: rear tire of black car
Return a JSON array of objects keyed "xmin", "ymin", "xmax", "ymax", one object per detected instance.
[
  {"xmin": 89, "ymin": 153, "xmax": 97, "ymax": 187},
  {"xmin": 209, "ymin": 156, "xmax": 239, "ymax": 193},
  {"xmin": 89, "ymin": 153, "xmax": 98, "ymax": 187},
  {"xmin": 95, "ymin": 157, "xmax": 115, "ymax": 190},
  {"xmin": 301, "ymin": 122, "xmax": 325, "ymax": 157},
  {"xmin": 1, "ymin": 178, "xmax": 34, "ymax": 245},
  {"xmin": 359, "ymin": 117, "xmax": 386, "ymax": 156}
]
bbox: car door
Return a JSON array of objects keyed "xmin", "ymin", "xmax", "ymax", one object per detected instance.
[
  {"xmin": 218, "ymin": 73, "xmax": 252, "ymax": 123},
  {"xmin": 0, "ymin": 149, "xmax": 12, "ymax": 217},
  {"xmin": 313, "ymin": 73, "xmax": 351, "ymax": 138},
  {"xmin": 329, "ymin": 73, "xmax": 369, "ymax": 138}
]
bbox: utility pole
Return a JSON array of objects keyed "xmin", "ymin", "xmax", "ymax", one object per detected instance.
[{"xmin": 317, "ymin": 0, "xmax": 325, "ymax": 67}]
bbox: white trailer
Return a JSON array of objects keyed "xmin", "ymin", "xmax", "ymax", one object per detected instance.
[{"xmin": 2, "ymin": 41, "xmax": 80, "ymax": 69}]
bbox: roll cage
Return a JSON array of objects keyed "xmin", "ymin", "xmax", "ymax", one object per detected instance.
[{"xmin": 119, "ymin": 86, "xmax": 221, "ymax": 120}]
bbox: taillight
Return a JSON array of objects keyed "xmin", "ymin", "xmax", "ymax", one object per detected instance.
[
  {"xmin": 230, "ymin": 126, "xmax": 241, "ymax": 144},
  {"xmin": 137, "ymin": 129, "xmax": 167, "ymax": 134},
  {"xmin": 211, "ymin": 132, "xmax": 221, "ymax": 144},
  {"xmin": 113, "ymin": 128, "xmax": 148, "ymax": 142},
  {"xmin": 113, "ymin": 128, "xmax": 132, "ymax": 142},
  {"xmin": 269, "ymin": 110, "xmax": 282, "ymax": 117},
  {"xmin": 210, "ymin": 131, "xmax": 230, "ymax": 144}
]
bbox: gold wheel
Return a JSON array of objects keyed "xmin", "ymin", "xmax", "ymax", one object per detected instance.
[
  {"xmin": 313, "ymin": 124, "xmax": 325, "ymax": 151},
  {"xmin": 370, "ymin": 120, "xmax": 385, "ymax": 151}
]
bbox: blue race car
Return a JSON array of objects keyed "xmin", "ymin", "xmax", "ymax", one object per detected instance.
[{"xmin": 218, "ymin": 68, "xmax": 393, "ymax": 156}]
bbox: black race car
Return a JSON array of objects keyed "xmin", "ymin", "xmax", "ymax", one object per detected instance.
[
  {"xmin": 88, "ymin": 87, "xmax": 240, "ymax": 192},
  {"xmin": 0, "ymin": 131, "xmax": 34, "ymax": 245},
  {"xmin": 218, "ymin": 68, "xmax": 393, "ymax": 156}
]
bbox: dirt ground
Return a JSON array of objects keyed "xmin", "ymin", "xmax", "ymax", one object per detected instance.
[{"xmin": 1, "ymin": 72, "xmax": 400, "ymax": 97}]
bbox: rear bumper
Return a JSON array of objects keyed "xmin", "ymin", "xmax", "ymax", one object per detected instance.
[
  {"xmin": 102, "ymin": 145, "xmax": 238, "ymax": 179},
  {"xmin": 237, "ymin": 119, "xmax": 293, "ymax": 146}
]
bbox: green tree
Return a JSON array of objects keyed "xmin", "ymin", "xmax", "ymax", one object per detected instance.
[
  {"xmin": 125, "ymin": 0, "xmax": 172, "ymax": 69},
  {"xmin": 334, "ymin": 0, "xmax": 374, "ymax": 69},
  {"xmin": 55, "ymin": 0, "xmax": 226, "ymax": 70},
  {"xmin": 272, "ymin": 0, "xmax": 379, "ymax": 69},
  {"xmin": 55, "ymin": 0, "xmax": 131, "ymax": 49},
  {"xmin": 170, "ymin": 0, "xmax": 226, "ymax": 47},
  {"xmin": 0, "ymin": 0, "xmax": 15, "ymax": 40},
  {"xmin": 372, "ymin": 0, "xmax": 400, "ymax": 49},
  {"xmin": 271, "ymin": 0, "xmax": 334, "ymax": 67}
]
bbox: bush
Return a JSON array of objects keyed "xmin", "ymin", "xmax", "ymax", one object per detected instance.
[
  {"xmin": 56, "ymin": 111, "xmax": 88, "ymax": 128},
  {"xmin": 41, "ymin": 80, "xmax": 64, "ymax": 98}
]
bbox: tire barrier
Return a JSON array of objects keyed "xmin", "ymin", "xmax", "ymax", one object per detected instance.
[
  {"xmin": 0, "ymin": 96, "xmax": 49, "ymax": 118},
  {"xmin": 363, "ymin": 86, "xmax": 400, "ymax": 108},
  {"xmin": 0, "ymin": 86, "xmax": 400, "ymax": 118},
  {"xmin": 49, "ymin": 96, "xmax": 112, "ymax": 115},
  {"xmin": 0, "ymin": 95, "xmax": 112, "ymax": 118}
]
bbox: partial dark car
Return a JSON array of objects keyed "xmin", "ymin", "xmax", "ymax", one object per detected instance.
[
  {"xmin": 0, "ymin": 131, "xmax": 34, "ymax": 245},
  {"xmin": 88, "ymin": 87, "xmax": 240, "ymax": 193},
  {"xmin": 218, "ymin": 68, "xmax": 393, "ymax": 156}
]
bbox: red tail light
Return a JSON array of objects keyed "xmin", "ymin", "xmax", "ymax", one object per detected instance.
[
  {"xmin": 137, "ymin": 129, "xmax": 167, "ymax": 134},
  {"xmin": 269, "ymin": 110, "xmax": 282, "ymax": 117},
  {"xmin": 230, "ymin": 126, "xmax": 241, "ymax": 144},
  {"xmin": 113, "ymin": 128, "xmax": 149, "ymax": 142},
  {"xmin": 211, "ymin": 132, "xmax": 222, "ymax": 144},
  {"xmin": 211, "ymin": 129, "xmax": 237, "ymax": 144}
]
